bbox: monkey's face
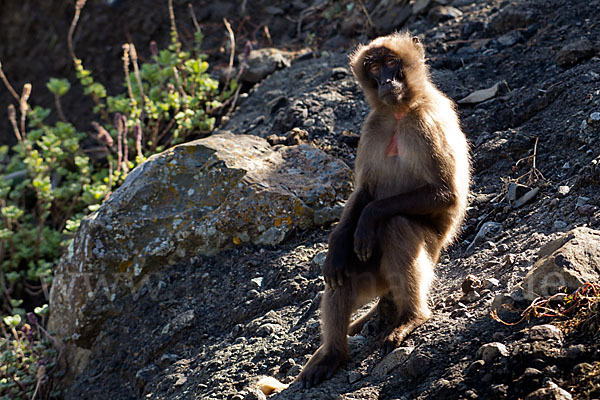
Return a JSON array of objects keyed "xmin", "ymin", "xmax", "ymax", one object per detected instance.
[{"xmin": 364, "ymin": 48, "xmax": 405, "ymax": 106}]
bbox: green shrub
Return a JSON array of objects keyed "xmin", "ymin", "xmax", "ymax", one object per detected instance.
[{"xmin": 0, "ymin": 2, "xmax": 234, "ymax": 396}]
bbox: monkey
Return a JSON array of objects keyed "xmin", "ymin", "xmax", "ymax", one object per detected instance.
[{"xmin": 297, "ymin": 32, "xmax": 470, "ymax": 388}]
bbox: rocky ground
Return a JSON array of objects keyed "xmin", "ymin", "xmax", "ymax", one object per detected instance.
[{"xmin": 4, "ymin": 0, "xmax": 600, "ymax": 399}]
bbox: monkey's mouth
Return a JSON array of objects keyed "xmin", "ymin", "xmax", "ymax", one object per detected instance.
[{"xmin": 378, "ymin": 84, "xmax": 401, "ymax": 105}]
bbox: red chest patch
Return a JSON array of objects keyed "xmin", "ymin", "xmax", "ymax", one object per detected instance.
[{"xmin": 386, "ymin": 111, "xmax": 406, "ymax": 157}]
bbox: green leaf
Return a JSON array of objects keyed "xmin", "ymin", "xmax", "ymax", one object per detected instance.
[
  {"xmin": 3, "ymin": 314, "xmax": 21, "ymax": 328},
  {"xmin": 46, "ymin": 78, "xmax": 71, "ymax": 97}
]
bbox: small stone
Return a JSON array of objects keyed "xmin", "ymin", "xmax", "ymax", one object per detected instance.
[
  {"xmin": 348, "ymin": 371, "xmax": 362, "ymax": 383},
  {"xmin": 244, "ymin": 388, "xmax": 267, "ymax": 400},
  {"xmin": 412, "ymin": 0, "xmax": 432, "ymax": 15},
  {"xmin": 526, "ymin": 381, "xmax": 573, "ymax": 400},
  {"xmin": 553, "ymin": 220, "xmax": 568, "ymax": 230},
  {"xmin": 428, "ymin": 6, "xmax": 462, "ymax": 23},
  {"xmin": 490, "ymin": 384, "xmax": 509, "ymax": 397},
  {"xmin": 348, "ymin": 335, "xmax": 367, "ymax": 352},
  {"xmin": 458, "ymin": 82, "xmax": 502, "ymax": 104},
  {"xmin": 174, "ymin": 375, "xmax": 187, "ymax": 386},
  {"xmin": 557, "ymin": 186, "xmax": 570, "ymax": 196},
  {"xmin": 497, "ymin": 30, "xmax": 522, "ymax": 47},
  {"xmin": 159, "ymin": 353, "xmax": 180, "ymax": 368},
  {"xmin": 287, "ymin": 364, "xmax": 301, "ymax": 377},
  {"xmin": 513, "ymin": 187, "xmax": 539, "ymax": 208},
  {"xmin": 251, "ymin": 277, "xmax": 263, "ymax": 289},
  {"xmin": 576, "ymin": 196, "xmax": 590, "ymax": 207},
  {"xmin": 556, "ymin": 38, "xmax": 595, "ymax": 67},
  {"xmin": 577, "ymin": 204, "xmax": 597, "ymax": 216},
  {"xmin": 136, "ymin": 364, "xmax": 159, "ymax": 389},
  {"xmin": 529, "ymin": 324, "xmax": 563, "ymax": 342},
  {"xmin": 257, "ymin": 323, "xmax": 282, "ymax": 337},
  {"xmin": 466, "ymin": 359, "xmax": 485, "ymax": 376},
  {"xmin": 461, "ymin": 290, "xmax": 481, "ymax": 303},
  {"xmin": 490, "ymin": 9, "xmax": 529, "ymax": 33},
  {"xmin": 484, "ymin": 278, "xmax": 500, "ymax": 289},
  {"xmin": 476, "ymin": 342, "xmax": 509, "ymax": 363},
  {"xmin": 312, "ymin": 250, "xmax": 327, "ymax": 267},
  {"xmin": 405, "ymin": 352, "xmax": 432, "ymax": 378},
  {"xmin": 461, "ymin": 274, "xmax": 481, "ymax": 293},
  {"xmin": 562, "ymin": 162, "xmax": 571, "ymax": 169},
  {"xmin": 589, "ymin": 112, "xmax": 600, "ymax": 126},
  {"xmin": 566, "ymin": 344, "xmax": 586, "ymax": 359},
  {"xmin": 372, "ymin": 347, "xmax": 413, "ymax": 377}
]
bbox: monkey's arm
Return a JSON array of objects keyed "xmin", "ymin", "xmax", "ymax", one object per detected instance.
[
  {"xmin": 354, "ymin": 184, "xmax": 456, "ymax": 261},
  {"xmin": 323, "ymin": 187, "xmax": 372, "ymax": 289}
]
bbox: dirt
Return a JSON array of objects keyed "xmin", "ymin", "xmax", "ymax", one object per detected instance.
[{"xmin": 3, "ymin": 0, "xmax": 600, "ymax": 399}]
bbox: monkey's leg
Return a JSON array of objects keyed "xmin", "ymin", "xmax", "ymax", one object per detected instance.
[
  {"xmin": 348, "ymin": 303, "xmax": 378, "ymax": 336},
  {"xmin": 378, "ymin": 219, "xmax": 435, "ymax": 354},
  {"xmin": 298, "ymin": 271, "xmax": 380, "ymax": 388}
]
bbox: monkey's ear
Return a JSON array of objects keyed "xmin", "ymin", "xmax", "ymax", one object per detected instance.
[{"xmin": 412, "ymin": 36, "xmax": 420, "ymax": 44}]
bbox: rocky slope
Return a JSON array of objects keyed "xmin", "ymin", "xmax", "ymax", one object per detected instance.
[{"xmin": 7, "ymin": 0, "xmax": 600, "ymax": 399}]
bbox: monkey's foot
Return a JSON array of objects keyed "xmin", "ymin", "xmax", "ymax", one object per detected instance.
[
  {"xmin": 297, "ymin": 350, "xmax": 346, "ymax": 389},
  {"xmin": 380, "ymin": 317, "xmax": 428, "ymax": 355}
]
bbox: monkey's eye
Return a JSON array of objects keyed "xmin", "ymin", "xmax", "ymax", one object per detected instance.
[
  {"xmin": 385, "ymin": 57, "xmax": 399, "ymax": 68},
  {"xmin": 368, "ymin": 63, "xmax": 380, "ymax": 74}
]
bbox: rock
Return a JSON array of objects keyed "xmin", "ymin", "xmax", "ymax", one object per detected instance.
[
  {"xmin": 241, "ymin": 48, "xmax": 293, "ymax": 83},
  {"xmin": 522, "ymin": 227, "xmax": 600, "ymax": 300},
  {"xmin": 250, "ymin": 277, "xmax": 263, "ymax": 289},
  {"xmin": 461, "ymin": 290, "xmax": 481, "ymax": 303},
  {"xmin": 136, "ymin": 364, "xmax": 159, "ymax": 389},
  {"xmin": 461, "ymin": 274, "xmax": 481, "ymax": 293},
  {"xmin": 159, "ymin": 353, "xmax": 180, "ymax": 368},
  {"xmin": 312, "ymin": 250, "xmax": 327, "ymax": 267},
  {"xmin": 476, "ymin": 342, "xmax": 509, "ymax": 363},
  {"xmin": 529, "ymin": 324, "xmax": 563, "ymax": 342},
  {"xmin": 466, "ymin": 359, "xmax": 485, "ymax": 376},
  {"xmin": 348, "ymin": 371, "xmax": 362, "ymax": 383},
  {"xmin": 372, "ymin": 347, "xmax": 414, "ymax": 377},
  {"xmin": 497, "ymin": 30, "xmax": 523, "ymax": 47},
  {"xmin": 526, "ymin": 381, "xmax": 573, "ymax": 400},
  {"xmin": 255, "ymin": 376, "xmax": 288, "ymax": 396},
  {"xmin": 48, "ymin": 132, "xmax": 352, "ymax": 375},
  {"xmin": 589, "ymin": 111, "xmax": 600, "ymax": 126},
  {"xmin": 467, "ymin": 221, "xmax": 503, "ymax": 251},
  {"xmin": 565, "ymin": 344, "xmax": 586, "ymax": 359},
  {"xmin": 514, "ymin": 367, "xmax": 544, "ymax": 391},
  {"xmin": 405, "ymin": 352, "xmax": 432, "ymax": 378},
  {"xmin": 575, "ymin": 196, "xmax": 589, "ymax": 207},
  {"xmin": 458, "ymin": 82, "xmax": 502, "ymax": 104},
  {"xmin": 428, "ymin": 6, "xmax": 462, "ymax": 23},
  {"xmin": 507, "ymin": 182, "xmax": 530, "ymax": 203},
  {"xmin": 162, "ymin": 309, "xmax": 195, "ymax": 335},
  {"xmin": 244, "ymin": 387, "xmax": 267, "ymax": 400},
  {"xmin": 576, "ymin": 204, "xmax": 597, "ymax": 216},
  {"xmin": 553, "ymin": 220, "xmax": 567, "ymax": 230},
  {"xmin": 490, "ymin": 9, "xmax": 530, "ymax": 33},
  {"xmin": 555, "ymin": 39, "xmax": 595, "ymax": 67},
  {"xmin": 484, "ymin": 278, "xmax": 500, "ymax": 289},
  {"xmin": 557, "ymin": 185, "xmax": 570, "ymax": 196},
  {"xmin": 513, "ymin": 187, "xmax": 539, "ymax": 208},
  {"xmin": 412, "ymin": 0, "xmax": 432, "ymax": 15}
]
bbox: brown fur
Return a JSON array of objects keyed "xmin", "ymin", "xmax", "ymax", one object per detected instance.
[{"xmin": 297, "ymin": 32, "xmax": 470, "ymax": 388}]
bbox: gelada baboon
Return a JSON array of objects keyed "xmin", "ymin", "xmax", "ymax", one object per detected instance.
[{"xmin": 298, "ymin": 32, "xmax": 470, "ymax": 387}]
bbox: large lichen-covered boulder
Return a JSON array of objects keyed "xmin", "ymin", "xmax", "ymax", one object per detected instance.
[
  {"xmin": 48, "ymin": 132, "xmax": 352, "ymax": 352},
  {"xmin": 522, "ymin": 227, "xmax": 600, "ymax": 300}
]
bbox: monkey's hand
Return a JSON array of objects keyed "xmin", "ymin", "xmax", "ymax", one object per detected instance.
[
  {"xmin": 354, "ymin": 209, "xmax": 376, "ymax": 262},
  {"xmin": 322, "ymin": 249, "xmax": 349, "ymax": 290}
]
